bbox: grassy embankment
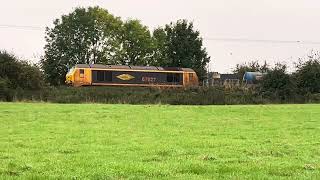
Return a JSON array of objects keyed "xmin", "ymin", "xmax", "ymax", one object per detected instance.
[{"xmin": 0, "ymin": 103, "xmax": 319, "ymax": 179}]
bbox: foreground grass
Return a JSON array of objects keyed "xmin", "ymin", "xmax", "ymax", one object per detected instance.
[{"xmin": 0, "ymin": 103, "xmax": 319, "ymax": 179}]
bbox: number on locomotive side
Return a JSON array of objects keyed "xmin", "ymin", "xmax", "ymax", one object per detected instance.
[{"xmin": 142, "ymin": 77, "xmax": 156, "ymax": 82}]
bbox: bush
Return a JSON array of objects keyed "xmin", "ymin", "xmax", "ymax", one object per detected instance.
[
  {"xmin": 0, "ymin": 77, "xmax": 11, "ymax": 101},
  {"xmin": 259, "ymin": 64, "xmax": 297, "ymax": 102},
  {"xmin": 2, "ymin": 85, "xmax": 320, "ymax": 104},
  {"xmin": 295, "ymin": 59, "xmax": 320, "ymax": 94},
  {"xmin": 0, "ymin": 50, "xmax": 45, "ymax": 91}
]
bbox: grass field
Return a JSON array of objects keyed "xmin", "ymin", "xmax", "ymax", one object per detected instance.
[{"xmin": 0, "ymin": 103, "xmax": 319, "ymax": 179}]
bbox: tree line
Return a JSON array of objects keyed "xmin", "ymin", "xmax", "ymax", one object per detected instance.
[
  {"xmin": 233, "ymin": 52, "xmax": 320, "ymax": 101},
  {"xmin": 0, "ymin": 51, "xmax": 44, "ymax": 100},
  {"xmin": 1, "ymin": 48, "xmax": 319, "ymax": 103},
  {"xmin": 41, "ymin": 6, "xmax": 210, "ymax": 85}
]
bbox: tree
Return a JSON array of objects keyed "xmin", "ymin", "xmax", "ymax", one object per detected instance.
[
  {"xmin": 116, "ymin": 20, "xmax": 154, "ymax": 66},
  {"xmin": 0, "ymin": 50, "xmax": 44, "ymax": 90},
  {"xmin": 260, "ymin": 63, "xmax": 296, "ymax": 101},
  {"xmin": 0, "ymin": 51, "xmax": 21, "ymax": 89},
  {"xmin": 42, "ymin": 6, "xmax": 123, "ymax": 85},
  {"xmin": 153, "ymin": 20, "xmax": 210, "ymax": 81},
  {"xmin": 152, "ymin": 28, "xmax": 169, "ymax": 66},
  {"xmin": 295, "ymin": 53, "xmax": 320, "ymax": 94}
]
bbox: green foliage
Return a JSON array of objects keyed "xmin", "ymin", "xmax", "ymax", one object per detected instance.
[
  {"xmin": 0, "ymin": 50, "xmax": 44, "ymax": 91},
  {"xmin": 1, "ymin": 103, "xmax": 320, "ymax": 179},
  {"xmin": 295, "ymin": 54, "xmax": 320, "ymax": 94},
  {"xmin": 260, "ymin": 63, "xmax": 297, "ymax": 101},
  {"xmin": 152, "ymin": 28, "xmax": 169, "ymax": 66},
  {"xmin": 5, "ymin": 86, "xmax": 225, "ymax": 105},
  {"xmin": 117, "ymin": 20, "xmax": 154, "ymax": 65},
  {"xmin": 42, "ymin": 7, "xmax": 123, "ymax": 85},
  {"xmin": 152, "ymin": 20, "xmax": 210, "ymax": 81},
  {"xmin": 0, "ymin": 78, "xmax": 11, "ymax": 101},
  {"xmin": 4, "ymin": 85, "xmax": 320, "ymax": 104}
]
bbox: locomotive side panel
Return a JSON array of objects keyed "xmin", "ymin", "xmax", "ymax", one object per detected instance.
[{"xmin": 91, "ymin": 70, "xmax": 183, "ymax": 86}]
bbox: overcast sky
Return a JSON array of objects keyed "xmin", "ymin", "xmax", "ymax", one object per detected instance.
[{"xmin": 1, "ymin": 0, "xmax": 320, "ymax": 72}]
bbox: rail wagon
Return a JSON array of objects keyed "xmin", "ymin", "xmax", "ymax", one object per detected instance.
[{"xmin": 65, "ymin": 64, "xmax": 199, "ymax": 87}]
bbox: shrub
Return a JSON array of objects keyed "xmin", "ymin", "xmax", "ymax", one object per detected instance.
[
  {"xmin": 259, "ymin": 64, "xmax": 297, "ymax": 102},
  {"xmin": 295, "ymin": 59, "xmax": 320, "ymax": 94},
  {"xmin": 0, "ymin": 50, "xmax": 45, "ymax": 91},
  {"xmin": 0, "ymin": 77, "xmax": 11, "ymax": 101}
]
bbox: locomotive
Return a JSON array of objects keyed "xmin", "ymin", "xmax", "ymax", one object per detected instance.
[{"xmin": 65, "ymin": 64, "xmax": 199, "ymax": 87}]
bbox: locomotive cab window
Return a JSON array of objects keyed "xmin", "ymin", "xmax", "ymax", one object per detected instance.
[
  {"xmin": 189, "ymin": 73, "xmax": 194, "ymax": 80},
  {"xmin": 79, "ymin": 69, "xmax": 84, "ymax": 78}
]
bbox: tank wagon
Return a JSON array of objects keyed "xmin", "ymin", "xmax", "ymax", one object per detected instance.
[
  {"xmin": 66, "ymin": 64, "xmax": 199, "ymax": 87},
  {"xmin": 243, "ymin": 72, "xmax": 267, "ymax": 84}
]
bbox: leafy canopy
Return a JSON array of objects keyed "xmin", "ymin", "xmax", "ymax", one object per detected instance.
[
  {"xmin": 42, "ymin": 7, "xmax": 123, "ymax": 85},
  {"xmin": 0, "ymin": 50, "xmax": 44, "ymax": 90},
  {"xmin": 153, "ymin": 20, "xmax": 210, "ymax": 81},
  {"xmin": 260, "ymin": 63, "xmax": 296, "ymax": 101},
  {"xmin": 295, "ymin": 53, "xmax": 320, "ymax": 94},
  {"xmin": 116, "ymin": 20, "xmax": 154, "ymax": 66}
]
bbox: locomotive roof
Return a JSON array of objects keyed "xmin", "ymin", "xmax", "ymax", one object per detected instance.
[{"xmin": 75, "ymin": 64, "xmax": 195, "ymax": 72}]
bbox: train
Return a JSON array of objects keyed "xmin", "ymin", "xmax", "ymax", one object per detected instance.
[
  {"xmin": 65, "ymin": 64, "xmax": 199, "ymax": 87},
  {"xmin": 243, "ymin": 72, "xmax": 267, "ymax": 84}
]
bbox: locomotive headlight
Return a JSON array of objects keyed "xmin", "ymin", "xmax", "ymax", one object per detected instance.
[
  {"xmin": 65, "ymin": 74, "xmax": 72, "ymax": 84},
  {"xmin": 65, "ymin": 67, "xmax": 75, "ymax": 85}
]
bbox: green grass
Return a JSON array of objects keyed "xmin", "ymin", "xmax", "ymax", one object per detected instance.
[{"xmin": 0, "ymin": 103, "xmax": 319, "ymax": 179}]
